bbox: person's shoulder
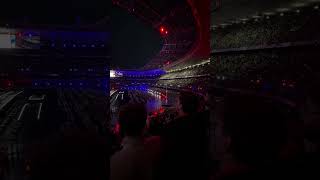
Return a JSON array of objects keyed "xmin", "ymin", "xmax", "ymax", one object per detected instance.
[
  {"xmin": 144, "ymin": 136, "xmax": 161, "ymax": 158},
  {"xmin": 144, "ymin": 136, "xmax": 161, "ymax": 145},
  {"xmin": 111, "ymin": 149, "xmax": 124, "ymax": 164},
  {"xmin": 111, "ymin": 145, "xmax": 133, "ymax": 162}
]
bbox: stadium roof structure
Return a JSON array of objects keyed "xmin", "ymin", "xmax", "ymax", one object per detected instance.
[
  {"xmin": 211, "ymin": 0, "xmax": 320, "ymax": 28},
  {"xmin": 113, "ymin": 0, "xmax": 211, "ymax": 70}
]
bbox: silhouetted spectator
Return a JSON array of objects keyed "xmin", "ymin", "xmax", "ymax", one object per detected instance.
[
  {"xmin": 217, "ymin": 94, "xmax": 303, "ymax": 180},
  {"xmin": 156, "ymin": 92, "xmax": 208, "ymax": 180},
  {"xmin": 111, "ymin": 104, "xmax": 155, "ymax": 180},
  {"xmin": 302, "ymin": 80, "xmax": 320, "ymax": 179}
]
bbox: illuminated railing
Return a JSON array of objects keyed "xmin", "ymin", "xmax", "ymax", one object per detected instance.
[{"xmin": 166, "ymin": 59, "xmax": 210, "ymax": 73}]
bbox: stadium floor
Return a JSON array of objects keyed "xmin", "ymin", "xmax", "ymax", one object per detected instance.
[{"xmin": 110, "ymin": 89, "xmax": 179, "ymax": 126}]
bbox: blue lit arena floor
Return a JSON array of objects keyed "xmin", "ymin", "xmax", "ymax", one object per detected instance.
[{"xmin": 110, "ymin": 88, "xmax": 179, "ymax": 126}]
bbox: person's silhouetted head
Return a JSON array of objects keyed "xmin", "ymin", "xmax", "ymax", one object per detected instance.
[
  {"xmin": 223, "ymin": 94, "xmax": 287, "ymax": 165},
  {"xmin": 119, "ymin": 103, "xmax": 147, "ymax": 137},
  {"xmin": 178, "ymin": 92, "xmax": 199, "ymax": 115}
]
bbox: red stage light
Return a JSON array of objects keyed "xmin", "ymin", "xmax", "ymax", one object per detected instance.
[{"xmin": 159, "ymin": 26, "xmax": 169, "ymax": 36}]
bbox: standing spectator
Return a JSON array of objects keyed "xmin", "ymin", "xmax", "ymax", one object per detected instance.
[
  {"xmin": 156, "ymin": 92, "xmax": 208, "ymax": 180},
  {"xmin": 216, "ymin": 94, "xmax": 303, "ymax": 180},
  {"xmin": 302, "ymin": 81, "xmax": 320, "ymax": 180},
  {"xmin": 111, "ymin": 104, "xmax": 155, "ymax": 180}
]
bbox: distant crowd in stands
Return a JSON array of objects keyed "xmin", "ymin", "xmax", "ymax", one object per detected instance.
[
  {"xmin": 161, "ymin": 65, "xmax": 210, "ymax": 79},
  {"xmin": 211, "ymin": 4, "xmax": 320, "ymax": 50},
  {"xmin": 156, "ymin": 77, "xmax": 209, "ymax": 93}
]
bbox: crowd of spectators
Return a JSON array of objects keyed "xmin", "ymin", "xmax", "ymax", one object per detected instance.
[
  {"xmin": 156, "ymin": 77, "xmax": 209, "ymax": 93},
  {"xmin": 161, "ymin": 66, "xmax": 210, "ymax": 79},
  {"xmin": 110, "ymin": 85, "xmax": 320, "ymax": 180},
  {"xmin": 210, "ymin": 93, "xmax": 306, "ymax": 180},
  {"xmin": 151, "ymin": 60, "xmax": 211, "ymax": 94},
  {"xmin": 211, "ymin": 53, "xmax": 279, "ymax": 80},
  {"xmin": 210, "ymin": 47, "xmax": 320, "ymax": 104},
  {"xmin": 57, "ymin": 89, "xmax": 109, "ymax": 134},
  {"xmin": 211, "ymin": 4, "xmax": 320, "ymax": 50},
  {"xmin": 110, "ymin": 91, "xmax": 209, "ymax": 180},
  {"xmin": 146, "ymin": 107, "xmax": 179, "ymax": 136},
  {"xmin": 0, "ymin": 88, "xmax": 111, "ymax": 180}
]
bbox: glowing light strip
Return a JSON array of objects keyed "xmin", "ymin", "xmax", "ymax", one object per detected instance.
[
  {"xmin": 37, "ymin": 103, "xmax": 43, "ymax": 120},
  {"xmin": 18, "ymin": 103, "xmax": 29, "ymax": 121},
  {"xmin": 28, "ymin": 95, "xmax": 45, "ymax": 101}
]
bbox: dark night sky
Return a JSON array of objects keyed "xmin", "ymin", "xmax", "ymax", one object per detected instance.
[
  {"xmin": 1, "ymin": 0, "xmax": 110, "ymax": 25},
  {"xmin": 111, "ymin": 6, "xmax": 163, "ymax": 69}
]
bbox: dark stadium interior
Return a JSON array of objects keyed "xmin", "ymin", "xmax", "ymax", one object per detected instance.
[
  {"xmin": 210, "ymin": 1, "xmax": 320, "ymax": 180},
  {"xmin": 0, "ymin": 1, "xmax": 111, "ymax": 179},
  {"xmin": 109, "ymin": 1, "xmax": 211, "ymax": 180},
  {"xmin": 0, "ymin": 0, "xmax": 320, "ymax": 180},
  {"xmin": 111, "ymin": 6, "xmax": 163, "ymax": 69}
]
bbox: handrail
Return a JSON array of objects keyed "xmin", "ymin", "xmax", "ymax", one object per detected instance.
[
  {"xmin": 37, "ymin": 103, "xmax": 43, "ymax": 120},
  {"xmin": 110, "ymin": 90, "xmax": 118, "ymax": 97},
  {"xmin": 18, "ymin": 103, "xmax": 30, "ymax": 121},
  {"xmin": 0, "ymin": 91, "xmax": 23, "ymax": 111},
  {"xmin": 28, "ymin": 95, "xmax": 46, "ymax": 101}
]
